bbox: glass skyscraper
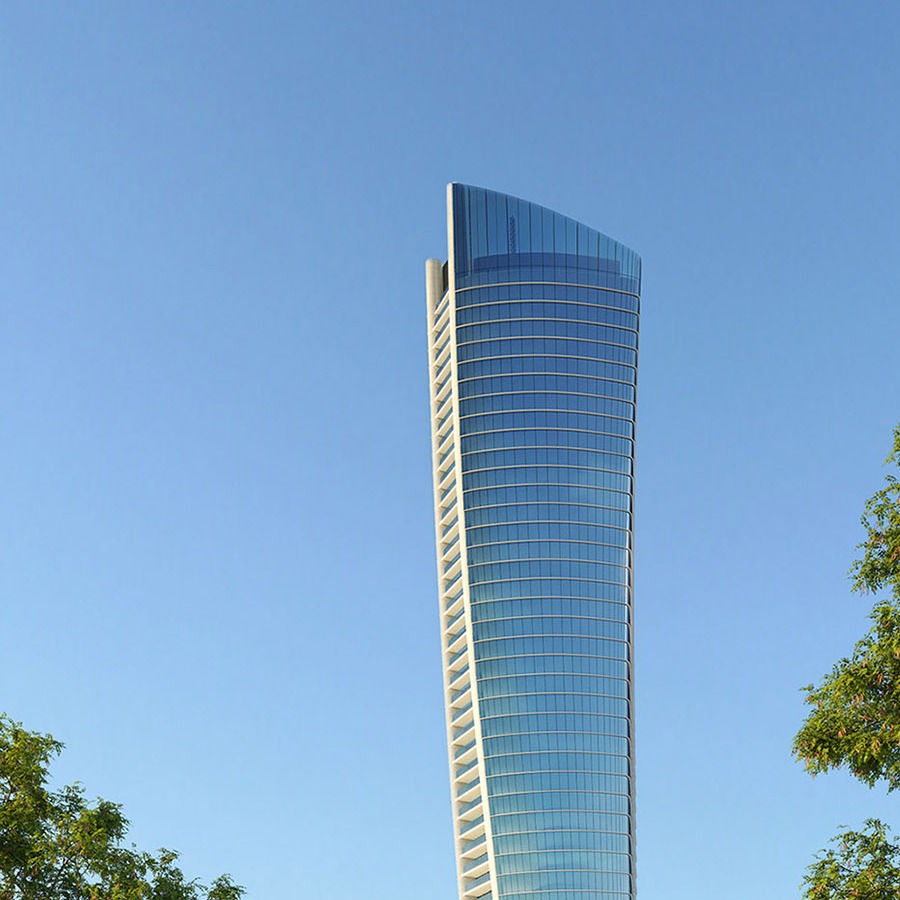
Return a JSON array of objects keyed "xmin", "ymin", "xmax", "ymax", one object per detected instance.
[{"xmin": 427, "ymin": 184, "xmax": 641, "ymax": 900}]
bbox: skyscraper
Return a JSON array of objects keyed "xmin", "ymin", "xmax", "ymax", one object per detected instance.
[{"xmin": 427, "ymin": 184, "xmax": 641, "ymax": 900}]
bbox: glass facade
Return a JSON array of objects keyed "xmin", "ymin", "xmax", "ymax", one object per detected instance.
[{"xmin": 428, "ymin": 184, "xmax": 640, "ymax": 900}]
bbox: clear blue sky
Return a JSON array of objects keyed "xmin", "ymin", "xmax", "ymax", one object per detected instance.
[{"xmin": 2, "ymin": 2, "xmax": 899, "ymax": 897}]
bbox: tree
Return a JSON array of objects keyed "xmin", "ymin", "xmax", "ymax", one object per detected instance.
[
  {"xmin": 793, "ymin": 424, "xmax": 900, "ymax": 898},
  {"xmin": 802, "ymin": 820, "xmax": 900, "ymax": 900},
  {"xmin": 0, "ymin": 714, "xmax": 244, "ymax": 900}
]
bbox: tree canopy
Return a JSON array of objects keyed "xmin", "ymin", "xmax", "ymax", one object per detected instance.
[
  {"xmin": 803, "ymin": 819, "xmax": 900, "ymax": 900},
  {"xmin": 793, "ymin": 425, "xmax": 900, "ymax": 899},
  {"xmin": 794, "ymin": 425, "xmax": 900, "ymax": 788},
  {"xmin": 0, "ymin": 714, "xmax": 244, "ymax": 900}
]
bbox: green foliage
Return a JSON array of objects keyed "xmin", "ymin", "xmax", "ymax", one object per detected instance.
[
  {"xmin": 794, "ymin": 426, "xmax": 900, "ymax": 899},
  {"xmin": 794, "ymin": 425, "xmax": 900, "ymax": 788},
  {"xmin": 852, "ymin": 425, "xmax": 900, "ymax": 599},
  {"xmin": 0, "ymin": 714, "xmax": 244, "ymax": 900},
  {"xmin": 802, "ymin": 820, "xmax": 900, "ymax": 900},
  {"xmin": 793, "ymin": 601, "xmax": 900, "ymax": 789}
]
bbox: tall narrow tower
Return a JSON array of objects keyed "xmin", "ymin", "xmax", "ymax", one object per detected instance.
[{"xmin": 427, "ymin": 184, "xmax": 641, "ymax": 900}]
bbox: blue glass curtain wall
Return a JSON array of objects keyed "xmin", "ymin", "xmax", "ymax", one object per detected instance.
[{"xmin": 452, "ymin": 184, "xmax": 640, "ymax": 900}]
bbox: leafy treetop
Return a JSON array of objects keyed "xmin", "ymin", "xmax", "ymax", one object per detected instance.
[
  {"xmin": 803, "ymin": 819, "xmax": 900, "ymax": 900},
  {"xmin": 0, "ymin": 714, "xmax": 244, "ymax": 900},
  {"xmin": 851, "ymin": 424, "xmax": 900, "ymax": 598},
  {"xmin": 794, "ymin": 425, "xmax": 900, "ymax": 789}
]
